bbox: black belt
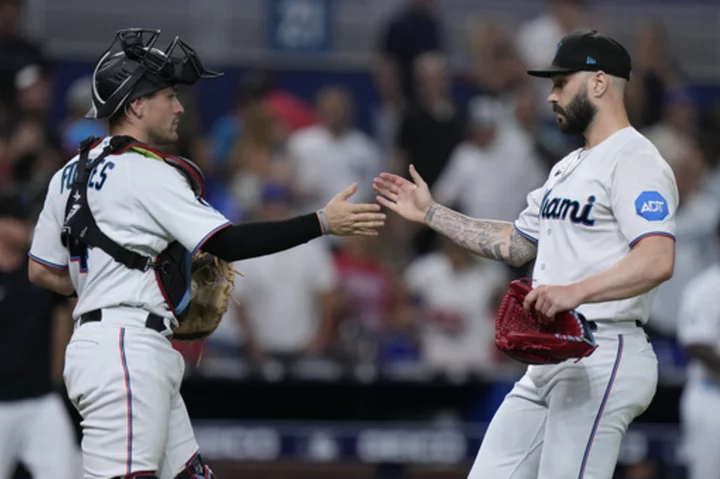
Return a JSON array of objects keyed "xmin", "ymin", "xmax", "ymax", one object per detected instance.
[
  {"xmin": 78, "ymin": 309, "xmax": 169, "ymax": 335},
  {"xmin": 587, "ymin": 320, "xmax": 643, "ymax": 332}
]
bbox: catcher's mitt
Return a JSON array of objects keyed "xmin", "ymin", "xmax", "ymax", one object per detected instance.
[
  {"xmin": 495, "ymin": 279, "xmax": 597, "ymax": 365},
  {"xmin": 172, "ymin": 252, "xmax": 237, "ymax": 342}
]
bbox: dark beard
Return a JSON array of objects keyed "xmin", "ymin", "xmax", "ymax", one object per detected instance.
[{"xmin": 553, "ymin": 88, "xmax": 597, "ymax": 136}]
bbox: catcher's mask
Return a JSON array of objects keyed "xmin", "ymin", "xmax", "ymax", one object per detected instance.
[{"xmin": 86, "ymin": 28, "xmax": 222, "ymax": 119}]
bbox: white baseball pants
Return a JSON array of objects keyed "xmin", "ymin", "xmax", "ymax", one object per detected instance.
[
  {"xmin": 63, "ymin": 307, "xmax": 198, "ymax": 479},
  {"xmin": 0, "ymin": 393, "xmax": 80, "ymax": 479},
  {"xmin": 468, "ymin": 322, "xmax": 658, "ymax": 479},
  {"xmin": 680, "ymin": 379, "xmax": 720, "ymax": 479}
]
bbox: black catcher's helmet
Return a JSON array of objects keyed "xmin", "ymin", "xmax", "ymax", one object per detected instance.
[{"xmin": 86, "ymin": 28, "xmax": 223, "ymax": 119}]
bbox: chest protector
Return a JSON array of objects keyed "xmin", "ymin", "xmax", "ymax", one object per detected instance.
[{"xmin": 60, "ymin": 135, "xmax": 207, "ymax": 323}]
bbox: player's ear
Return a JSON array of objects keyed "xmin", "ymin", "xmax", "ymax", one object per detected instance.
[
  {"xmin": 591, "ymin": 71, "xmax": 609, "ymax": 98},
  {"xmin": 128, "ymin": 98, "xmax": 144, "ymax": 119}
]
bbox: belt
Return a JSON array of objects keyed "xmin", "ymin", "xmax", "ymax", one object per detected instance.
[
  {"xmin": 78, "ymin": 309, "xmax": 169, "ymax": 335},
  {"xmin": 587, "ymin": 320, "xmax": 643, "ymax": 332}
]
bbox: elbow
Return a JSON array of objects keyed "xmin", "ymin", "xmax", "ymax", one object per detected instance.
[
  {"xmin": 650, "ymin": 257, "xmax": 674, "ymax": 284},
  {"xmin": 507, "ymin": 256, "xmax": 529, "ymax": 268},
  {"xmin": 659, "ymin": 261, "xmax": 674, "ymax": 283}
]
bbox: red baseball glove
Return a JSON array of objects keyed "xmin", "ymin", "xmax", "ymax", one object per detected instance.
[{"xmin": 495, "ymin": 279, "xmax": 598, "ymax": 365}]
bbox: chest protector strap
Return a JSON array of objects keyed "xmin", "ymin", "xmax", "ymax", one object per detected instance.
[{"xmin": 61, "ymin": 136, "xmax": 207, "ymax": 322}]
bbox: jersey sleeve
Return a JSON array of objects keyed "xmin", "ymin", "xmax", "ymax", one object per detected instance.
[
  {"xmin": 610, "ymin": 151, "xmax": 678, "ymax": 247},
  {"xmin": 677, "ymin": 278, "xmax": 720, "ymax": 348},
  {"xmin": 138, "ymin": 164, "xmax": 232, "ymax": 254},
  {"xmin": 29, "ymin": 171, "xmax": 68, "ymax": 269},
  {"xmin": 513, "ymin": 186, "xmax": 544, "ymax": 244}
]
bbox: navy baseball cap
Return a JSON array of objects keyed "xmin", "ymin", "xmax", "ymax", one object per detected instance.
[{"xmin": 527, "ymin": 30, "xmax": 632, "ymax": 80}]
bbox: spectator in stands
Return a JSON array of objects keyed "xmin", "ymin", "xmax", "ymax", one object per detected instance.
[
  {"xmin": 333, "ymin": 235, "xmax": 395, "ymax": 362},
  {"xmin": 0, "ymin": 189, "xmax": 80, "ymax": 479},
  {"xmin": 650, "ymin": 141, "xmax": 720, "ymax": 339},
  {"xmin": 371, "ymin": 56, "xmax": 406, "ymax": 162},
  {"xmin": 379, "ymin": 0, "xmax": 444, "ymax": 102},
  {"xmin": 208, "ymin": 72, "xmax": 267, "ymax": 173},
  {"xmin": 404, "ymin": 235, "xmax": 508, "ymax": 374},
  {"xmin": 394, "ymin": 52, "xmax": 464, "ymax": 190},
  {"xmin": 230, "ymin": 183, "xmax": 340, "ymax": 361},
  {"xmin": 0, "ymin": 0, "xmax": 47, "ymax": 116},
  {"xmin": 643, "ymin": 87, "xmax": 698, "ymax": 163},
  {"xmin": 464, "ymin": 20, "xmax": 528, "ymax": 98},
  {"xmin": 14, "ymin": 64, "xmax": 52, "ymax": 122},
  {"xmin": 7, "ymin": 116, "xmax": 61, "ymax": 209},
  {"xmin": 226, "ymin": 101, "xmax": 290, "ymax": 221},
  {"xmin": 10, "ymin": 63, "xmax": 63, "ymax": 208},
  {"xmin": 677, "ymin": 217, "xmax": 720, "ymax": 479},
  {"xmin": 288, "ymin": 85, "xmax": 382, "ymax": 214},
  {"xmin": 516, "ymin": 0, "xmax": 587, "ymax": 72},
  {"xmin": 394, "ymin": 52, "xmax": 465, "ymax": 255},
  {"xmin": 625, "ymin": 20, "xmax": 686, "ymax": 129},
  {"xmin": 515, "ymin": 0, "xmax": 588, "ymax": 119},
  {"xmin": 208, "ymin": 70, "xmax": 316, "ymax": 175},
  {"xmin": 432, "ymin": 96, "xmax": 545, "ymax": 224},
  {"xmin": 60, "ymin": 76, "xmax": 107, "ymax": 157}
]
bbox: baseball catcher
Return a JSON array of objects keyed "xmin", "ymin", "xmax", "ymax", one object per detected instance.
[
  {"xmin": 29, "ymin": 27, "xmax": 386, "ymax": 479},
  {"xmin": 495, "ymin": 278, "xmax": 598, "ymax": 364}
]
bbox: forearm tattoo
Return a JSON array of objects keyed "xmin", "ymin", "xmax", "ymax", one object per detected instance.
[
  {"xmin": 425, "ymin": 204, "xmax": 537, "ymax": 266},
  {"xmin": 508, "ymin": 228, "xmax": 538, "ymax": 266}
]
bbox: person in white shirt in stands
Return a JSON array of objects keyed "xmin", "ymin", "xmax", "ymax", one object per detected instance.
[
  {"xmin": 516, "ymin": 0, "xmax": 588, "ymax": 119},
  {"xmin": 404, "ymin": 235, "xmax": 508, "ymax": 374},
  {"xmin": 288, "ymin": 86, "xmax": 383, "ymax": 214},
  {"xmin": 432, "ymin": 96, "xmax": 545, "ymax": 223},
  {"xmin": 677, "ymin": 218, "xmax": 720, "ymax": 479},
  {"xmin": 231, "ymin": 184, "xmax": 340, "ymax": 360},
  {"xmin": 650, "ymin": 141, "xmax": 720, "ymax": 338}
]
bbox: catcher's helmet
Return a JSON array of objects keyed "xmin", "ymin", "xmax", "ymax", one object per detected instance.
[{"xmin": 86, "ymin": 28, "xmax": 222, "ymax": 119}]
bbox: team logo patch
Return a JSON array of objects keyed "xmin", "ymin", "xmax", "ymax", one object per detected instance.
[{"xmin": 635, "ymin": 191, "xmax": 668, "ymax": 221}]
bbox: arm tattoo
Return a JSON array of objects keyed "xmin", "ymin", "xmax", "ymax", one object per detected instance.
[
  {"xmin": 508, "ymin": 228, "xmax": 538, "ymax": 266},
  {"xmin": 425, "ymin": 204, "xmax": 537, "ymax": 266}
]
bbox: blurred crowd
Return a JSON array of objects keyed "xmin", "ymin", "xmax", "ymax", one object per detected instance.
[{"xmin": 2, "ymin": 0, "xmax": 720, "ymax": 385}]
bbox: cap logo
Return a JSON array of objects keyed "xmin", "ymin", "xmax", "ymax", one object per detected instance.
[
  {"xmin": 555, "ymin": 41, "xmax": 563, "ymax": 56},
  {"xmin": 586, "ymin": 56, "xmax": 597, "ymax": 65}
]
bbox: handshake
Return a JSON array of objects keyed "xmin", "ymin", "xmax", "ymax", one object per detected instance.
[{"xmin": 317, "ymin": 165, "xmax": 436, "ymax": 237}]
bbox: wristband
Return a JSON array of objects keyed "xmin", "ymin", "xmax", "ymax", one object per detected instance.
[{"xmin": 317, "ymin": 209, "xmax": 331, "ymax": 235}]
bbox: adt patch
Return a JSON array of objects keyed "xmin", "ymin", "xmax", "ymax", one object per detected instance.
[{"xmin": 635, "ymin": 191, "xmax": 668, "ymax": 221}]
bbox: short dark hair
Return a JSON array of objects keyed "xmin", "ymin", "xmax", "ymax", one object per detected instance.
[
  {"xmin": 107, "ymin": 105, "xmax": 127, "ymax": 129},
  {"xmin": 107, "ymin": 90, "xmax": 159, "ymax": 129}
]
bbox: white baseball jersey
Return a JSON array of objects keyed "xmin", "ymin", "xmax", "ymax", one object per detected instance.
[
  {"xmin": 404, "ymin": 253, "xmax": 507, "ymax": 372},
  {"xmin": 29, "ymin": 137, "xmax": 231, "ymax": 319},
  {"xmin": 230, "ymin": 240, "xmax": 339, "ymax": 353},
  {"xmin": 432, "ymin": 127, "xmax": 545, "ymax": 222},
  {"xmin": 678, "ymin": 264, "xmax": 720, "ymax": 386},
  {"xmin": 514, "ymin": 126, "xmax": 678, "ymax": 323},
  {"xmin": 677, "ymin": 265, "xmax": 720, "ymax": 479}
]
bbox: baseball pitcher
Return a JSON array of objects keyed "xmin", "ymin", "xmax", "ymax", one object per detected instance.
[{"xmin": 374, "ymin": 30, "xmax": 677, "ymax": 479}]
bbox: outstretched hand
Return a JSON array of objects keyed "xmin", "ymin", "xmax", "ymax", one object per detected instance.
[
  {"xmin": 321, "ymin": 183, "xmax": 386, "ymax": 236},
  {"xmin": 372, "ymin": 165, "xmax": 435, "ymax": 224}
]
